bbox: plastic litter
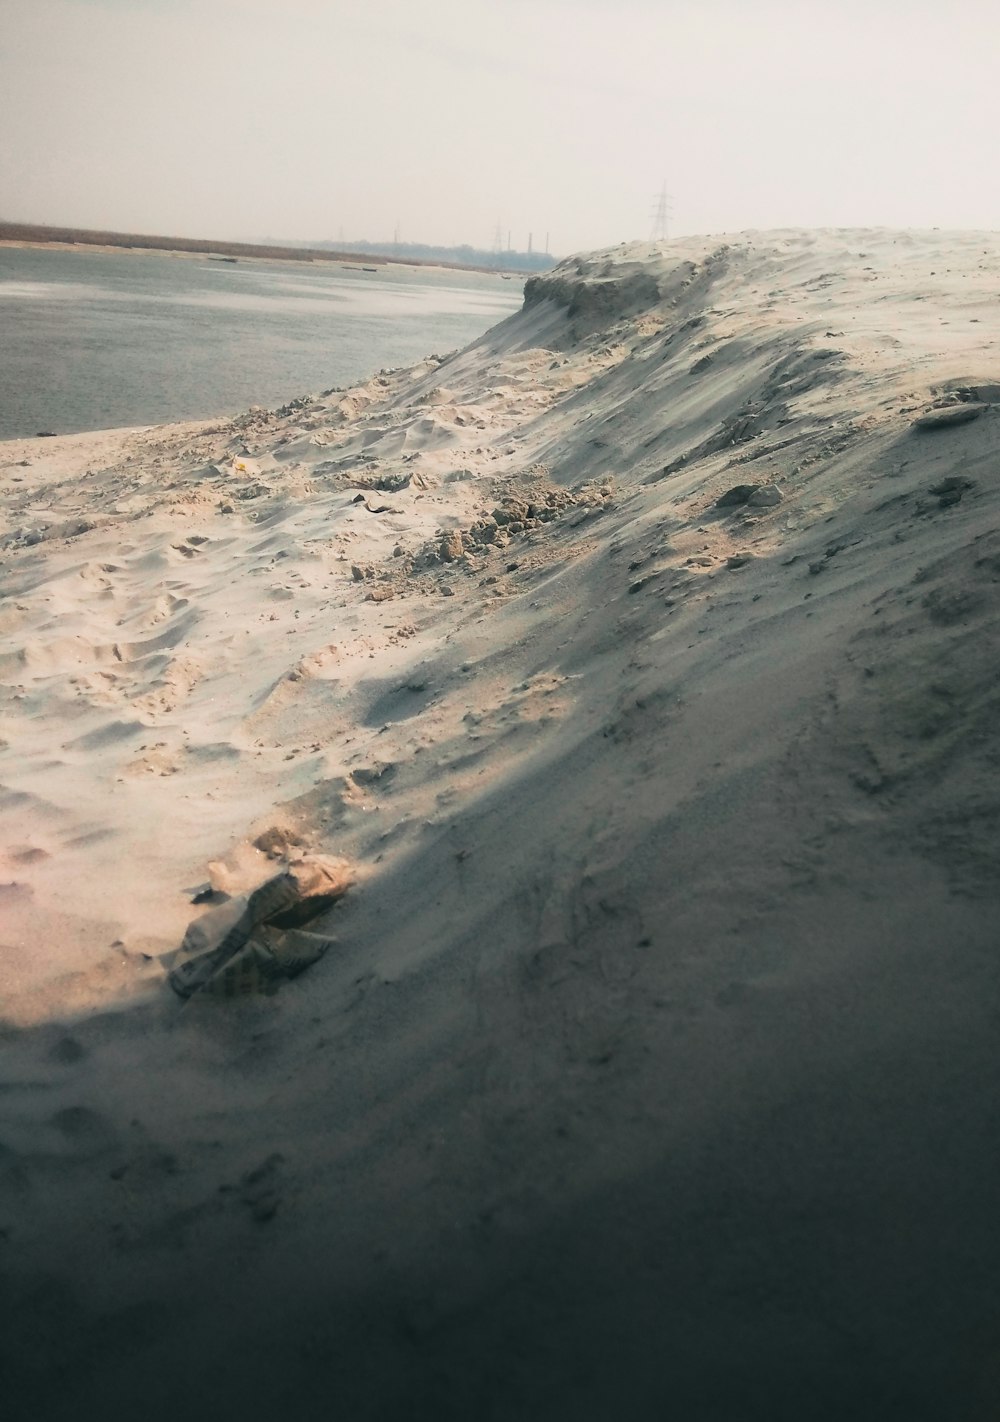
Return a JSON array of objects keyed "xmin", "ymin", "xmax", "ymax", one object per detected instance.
[{"xmin": 168, "ymin": 856, "xmax": 354, "ymax": 999}]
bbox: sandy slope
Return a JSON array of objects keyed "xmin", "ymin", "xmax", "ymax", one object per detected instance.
[{"xmin": 1, "ymin": 228, "xmax": 999, "ymax": 1419}]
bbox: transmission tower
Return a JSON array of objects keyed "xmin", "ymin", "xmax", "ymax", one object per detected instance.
[{"xmin": 650, "ymin": 184, "xmax": 673, "ymax": 243}]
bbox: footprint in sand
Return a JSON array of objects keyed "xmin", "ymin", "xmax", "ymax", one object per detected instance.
[
  {"xmin": 170, "ymin": 542, "xmax": 201, "ymax": 559},
  {"xmin": 235, "ymin": 1152, "xmax": 286, "ymax": 1223},
  {"xmin": 122, "ymin": 742, "xmax": 180, "ymax": 777},
  {"xmin": 131, "ymin": 654, "xmax": 203, "ymax": 719},
  {"xmin": 361, "ymin": 677, "xmax": 440, "ymax": 728},
  {"xmin": 4, "ymin": 843, "xmax": 51, "ymax": 867},
  {"xmin": 47, "ymin": 1104, "xmax": 118, "ymax": 1160},
  {"xmin": 136, "ymin": 591, "xmax": 190, "ymax": 630},
  {"xmin": 47, "ymin": 1035, "xmax": 86, "ymax": 1065}
]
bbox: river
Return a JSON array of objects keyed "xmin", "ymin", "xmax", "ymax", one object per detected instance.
[{"xmin": 0, "ymin": 244, "xmax": 523, "ymax": 440}]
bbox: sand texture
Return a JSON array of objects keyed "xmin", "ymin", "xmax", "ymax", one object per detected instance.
[{"xmin": 2, "ymin": 228, "xmax": 1000, "ymax": 1419}]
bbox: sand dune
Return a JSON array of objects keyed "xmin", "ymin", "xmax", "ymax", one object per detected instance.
[{"xmin": 1, "ymin": 228, "xmax": 999, "ymax": 1419}]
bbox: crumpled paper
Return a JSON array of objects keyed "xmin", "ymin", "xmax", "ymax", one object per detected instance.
[{"xmin": 168, "ymin": 857, "xmax": 354, "ymax": 999}]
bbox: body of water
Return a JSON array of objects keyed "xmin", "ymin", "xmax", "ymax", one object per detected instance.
[{"xmin": 0, "ymin": 246, "xmax": 524, "ymax": 440}]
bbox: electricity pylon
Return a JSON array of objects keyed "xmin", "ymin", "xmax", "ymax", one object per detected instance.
[{"xmin": 650, "ymin": 185, "xmax": 673, "ymax": 243}]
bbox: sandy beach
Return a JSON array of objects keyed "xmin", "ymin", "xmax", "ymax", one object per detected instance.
[{"xmin": 2, "ymin": 227, "xmax": 999, "ymax": 1419}]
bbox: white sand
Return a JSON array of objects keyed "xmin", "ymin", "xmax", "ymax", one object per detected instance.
[{"xmin": 2, "ymin": 228, "xmax": 999, "ymax": 1418}]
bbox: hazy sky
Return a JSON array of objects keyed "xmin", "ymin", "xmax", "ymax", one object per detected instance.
[{"xmin": 3, "ymin": 0, "xmax": 999, "ymax": 256}]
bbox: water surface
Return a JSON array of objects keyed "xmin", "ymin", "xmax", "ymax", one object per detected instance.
[{"xmin": 0, "ymin": 246, "xmax": 523, "ymax": 439}]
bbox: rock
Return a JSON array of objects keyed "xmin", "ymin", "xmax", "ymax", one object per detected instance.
[
  {"xmin": 365, "ymin": 586, "xmax": 395, "ymax": 602},
  {"xmin": 351, "ymin": 762, "xmax": 396, "ymax": 787},
  {"xmin": 726, "ymin": 553, "xmax": 754, "ymax": 570},
  {"xmin": 929, "ymin": 476, "xmax": 974, "ymax": 507},
  {"xmin": 912, "ymin": 403, "xmax": 986, "ymax": 430},
  {"xmin": 492, "ymin": 499, "xmax": 530, "ymax": 526},
  {"xmin": 748, "ymin": 484, "xmax": 783, "ymax": 507},
  {"xmin": 438, "ymin": 531, "xmax": 464, "ymax": 562},
  {"xmin": 356, "ymin": 472, "xmax": 410, "ymax": 494},
  {"xmin": 715, "ymin": 484, "xmax": 757, "ymax": 507},
  {"xmin": 254, "ymin": 826, "xmax": 305, "ymax": 859}
]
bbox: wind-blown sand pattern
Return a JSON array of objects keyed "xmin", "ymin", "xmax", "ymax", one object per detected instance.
[{"xmin": 2, "ymin": 229, "xmax": 999, "ymax": 1419}]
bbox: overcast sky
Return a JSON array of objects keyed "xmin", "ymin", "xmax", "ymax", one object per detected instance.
[{"xmin": 3, "ymin": 0, "xmax": 999, "ymax": 256}]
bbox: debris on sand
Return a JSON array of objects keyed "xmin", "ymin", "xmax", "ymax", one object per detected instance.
[{"xmin": 168, "ymin": 857, "xmax": 354, "ymax": 998}]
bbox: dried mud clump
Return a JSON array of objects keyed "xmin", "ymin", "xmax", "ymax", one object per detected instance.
[{"xmin": 412, "ymin": 483, "xmax": 606, "ymax": 574}]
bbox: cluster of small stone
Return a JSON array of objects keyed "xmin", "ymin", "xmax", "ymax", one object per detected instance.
[
  {"xmin": 465, "ymin": 488, "xmax": 576, "ymax": 545},
  {"xmin": 347, "ymin": 480, "xmax": 615, "ymax": 603},
  {"xmin": 226, "ymin": 405, "xmax": 280, "ymax": 435},
  {"xmin": 419, "ymin": 482, "xmax": 611, "ymax": 570}
]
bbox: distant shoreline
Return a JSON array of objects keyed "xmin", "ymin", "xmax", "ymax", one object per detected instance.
[{"xmin": 0, "ymin": 221, "xmax": 522, "ymax": 276}]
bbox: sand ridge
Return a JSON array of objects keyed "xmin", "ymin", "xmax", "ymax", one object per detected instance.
[{"xmin": 1, "ymin": 227, "xmax": 1000, "ymax": 1418}]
